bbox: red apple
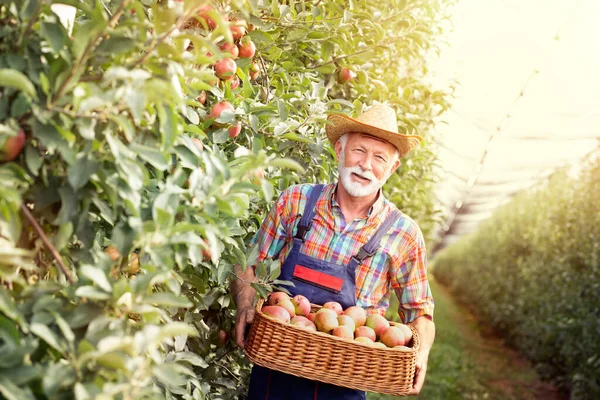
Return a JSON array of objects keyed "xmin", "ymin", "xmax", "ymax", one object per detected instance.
[
  {"xmin": 290, "ymin": 315, "xmax": 317, "ymax": 331},
  {"xmin": 249, "ymin": 61, "xmax": 260, "ymax": 80},
  {"xmin": 104, "ymin": 245, "xmax": 120, "ymax": 262},
  {"xmin": 210, "ymin": 101, "xmax": 234, "ymax": 120},
  {"xmin": 261, "ymin": 305, "xmax": 291, "ymax": 323},
  {"xmin": 354, "ymin": 326, "xmax": 376, "ymax": 342},
  {"xmin": 230, "ymin": 20, "xmax": 247, "ymax": 40},
  {"xmin": 337, "ymin": 67, "xmax": 356, "ymax": 84},
  {"xmin": 228, "ymin": 75, "xmax": 240, "ymax": 90},
  {"xmin": 197, "ymin": 91, "xmax": 207, "ymax": 105},
  {"xmin": 322, "ymin": 301, "xmax": 343, "ymax": 316},
  {"xmin": 198, "ymin": 5, "xmax": 218, "ymax": 30},
  {"xmin": 343, "ymin": 306, "xmax": 367, "ymax": 327},
  {"xmin": 267, "ymin": 292, "xmax": 290, "ymax": 306},
  {"xmin": 306, "ymin": 312, "xmax": 316, "ymax": 323},
  {"xmin": 191, "ymin": 137, "xmax": 203, "ymax": 151},
  {"xmin": 228, "ymin": 122, "xmax": 241, "ymax": 138},
  {"xmin": 380, "ymin": 326, "xmax": 407, "ymax": 348},
  {"xmin": 291, "ymin": 294, "xmax": 311, "ymax": 317},
  {"xmin": 0, "ymin": 129, "xmax": 25, "ymax": 162},
  {"xmin": 337, "ymin": 315, "xmax": 356, "ymax": 331},
  {"xmin": 237, "ymin": 39, "xmax": 256, "ymax": 59},
  {"xmin": 365, "ymin": 314, "xmax": 390, "ymax": 339},
  {"xmin": 314, "ymin": 308, "xmax": 339, "ymax": 332},
  {"xmin": 214, "ymin": 58, "xmax": 237, "ymax": 79},
  {"xmin": 332, "ymin": 325, "xmax": 354, "ymax": 340},
  {"xmin": 398, "ymin": 324, "xmax": 413, "ymax": 344},
  {"xmin": 218, "ymin": 329, "xmax": 229, "ymax": 346},
  {"xmin": 220, "ymin": 42, "xmax": 239, "ymax": 59}
]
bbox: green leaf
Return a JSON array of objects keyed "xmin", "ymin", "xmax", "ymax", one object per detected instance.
[
  {"xmin": 0, "ymin": 376, "xmax": 35, "ymax": 400},
  {"xmin": 0, "ymin": 69, "xmax": 37, "ymax": 99},
  {"xmin": 42, "ymin": 362, "xmax": 76, "ymax": 397},
  {"xmin": 53, "ymin": 221, "xmax": 73, "ymax": 251},
  {"xmin": 129, "ymin": 143, "xmax": 169, "ymax": 171},
  {"xmin": 40, "ymin": 21, "xmax": 67, "ymax": 54},
  {"xmin": 67, "ymin": 154, "xmax": 98, "ymax": 190},
  {"xmin": 74, "ymin": 286, "xmax": 111, "ymax": 301},
  {"xmin": 143, "ymin": 293, "xmax": 193, "ymax": 308},
  {"xmin": 268, "ymin": 157, "xmax": 305, "ymax": 172},
  {"xmin": 80, "ymin": 265, "xmax": 112, "ymax": 293},
  {"xmin": 30, "ymin": 323, "xmax": 64, "ymax": 353}
]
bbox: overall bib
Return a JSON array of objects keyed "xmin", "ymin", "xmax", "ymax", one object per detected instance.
[{"xmin": 247, "ymin": 185, "xmax": 400, "ymax": 400}]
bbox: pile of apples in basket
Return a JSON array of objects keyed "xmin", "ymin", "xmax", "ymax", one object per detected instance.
[{"xmin": 261, "ymin": 292, "xmax": 413, "ymax": 349}]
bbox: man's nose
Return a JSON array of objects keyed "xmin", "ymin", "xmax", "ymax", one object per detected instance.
[{"xmin": 360, "ymin": 154, "xmax": 373, "ymax": 171}]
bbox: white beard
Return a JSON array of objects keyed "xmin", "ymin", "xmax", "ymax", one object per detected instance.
[{"xmin": 338, "ymin": 151, "xmax": 387, "ymax": 198}]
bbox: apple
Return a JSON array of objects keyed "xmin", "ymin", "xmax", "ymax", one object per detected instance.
[
  {"xmin": 1, "ymin": 129, "xmax": 26, "ymax": 162},
  {"xmin": 274, "ymin": 297, "xmax": 296, "ymax": 318},
  {"xmin": 354, "ymin": 326, "xmax": 376, "ymax": 342},
  {"xmin": 210, "ymin": 101, "xmax": 234, "ymax": 120},
  {"xmin": 314, "ymin": 308, "xmax": 339, "ymax": 332},
  {"xmin": 214, "ymin": 58, "xmax": 237, "ymax": 79},
  {"xmin": 337, "ymin": 315, "xmax": 356, "ymax": 331},
  {"xmin": 198, "ymin": 5, "xmax": 218, "ymax": 30},
  {"xmin": 125, "ymin": 253, "xmax": 140, "ymax": 275},
  {"xmin": 291, "ymin": 294, "xmax": 311, "ymax": 317},
  {"xmin": 104, "ymin": 245, "xmax": 120, "ymax": 261},
  {"xmin": 249, "ymin": 61, "xmax": 260, "ymax": 80},
  {"xmin": 322, "ymin": 301, "xmax": 343, "ymax": 315},
  {"xmin": 267, "ymin": 292, "xmax": 290, "ymax": 306},
  {"xmin": 237, "ymin": 38, "xmax": 256, "ymax": 59},
  {"xmin": 332, "ymin": 325, "xmax": 354, "ymax": 340},
  {"xmin": 380, "ymin": 326, "xmax": 407, "ymax": 348},
  {"xmin": 398, "ymin": 324, "xmax": 413, "ymax": 344},
  {"xmin": 393, "ymin": 345, "xmax": 412, "ymax": 351},
  {"xmin": 201, "ymin": 239, "xmax": 212, "ymax": 261},
  {"xmin": 220, "ymin": 42, "xmax": 239, "ymax": 59},
  {"xmin": 228, "ymin": 75, "xmax": 240, "ymax": 90},
  {"xmin": 337, "ymin": 67, "xmax": 356, "ymax": 84},
  {"xmin": 354, "ymin": 337, "xmax": 374, "ymax": 346},
  {"xmin": 306, "ymin": 312, "xmax": 316, "ymax": 323},
  {"xmin": 290, "ymin": 315, "xmax": 316, "ymax": 331},
  {"xmin": 191, "ymin": 137, "xmax": 203, "ymax": 151},
  {"xmin": 261, "ymin": 305, "xmax": 291, "ymax": 323},
  {"xmin": 365, "ymin": 314, "xmax": 390, "ymax": 339},
  {"xmin": 373, "ymin": 342, "xmax": 388, "ymax": 349},
  {"xmin": 228, "ymin": 122, "xmax": 241, "ymax": 138},
  {"xmin": 218, "ymin": 329, "xmax": 229, "ymax": 346},
  {"xmin": 197, "ymin": 91, "xmax": 207, "ymax": 105},
  {"xmin": 230, "ymin": 20, "xmax": 247, "ymax": 40},
  {"xmin": 343, "ymin": 306, "xmax": 367, "ymax": 327}
]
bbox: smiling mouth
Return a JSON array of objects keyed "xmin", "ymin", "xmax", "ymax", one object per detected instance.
[{"xmin": 351, "ymin": 172, "xmax": 372, "ymax": 183}]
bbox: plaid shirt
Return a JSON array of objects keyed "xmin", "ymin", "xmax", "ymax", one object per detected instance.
[{"xmin": 248, "ymin": 183, "xmax": 434, "ymax": 323}]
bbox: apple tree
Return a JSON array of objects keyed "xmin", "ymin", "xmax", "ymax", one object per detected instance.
[{"xmin": 0, "ymin": 0, "xmax": 451, "ymax": 398}]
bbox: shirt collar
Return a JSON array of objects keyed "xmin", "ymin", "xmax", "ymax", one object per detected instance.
[{"xmin": 329, "ymin": 183, "xmax": 387, "ymax": 221}]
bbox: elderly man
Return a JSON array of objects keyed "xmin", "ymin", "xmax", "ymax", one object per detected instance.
[{"xmin": 231, "ymin": 104, "xmax": 435, "ymax": 399}]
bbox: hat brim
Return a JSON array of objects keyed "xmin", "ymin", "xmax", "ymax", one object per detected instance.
[{"xmin": 326, "ymin": 114, "xmax": 422, "ymax": 158}]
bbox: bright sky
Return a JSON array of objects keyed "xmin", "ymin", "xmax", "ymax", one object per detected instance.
[{"xmin": 428, "ymin": 0, "xmax": 600, "ymax": 245}]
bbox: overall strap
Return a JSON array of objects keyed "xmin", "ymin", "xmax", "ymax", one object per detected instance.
[
  {"xmin": 349, "ymin": 209, "xmax": 401, "ymax": 268},
  {"xmin": 294, "ymin": 184, "xmax": 325, "ymax": 241}
]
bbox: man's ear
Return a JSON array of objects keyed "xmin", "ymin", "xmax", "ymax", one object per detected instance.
[
  {"xmin": 334, "ymin": 139, "xmax": 342, "ymax": 160},
  {"xmin": 390, "ymin": 157, "xmax": 401, "ymax": 175}
]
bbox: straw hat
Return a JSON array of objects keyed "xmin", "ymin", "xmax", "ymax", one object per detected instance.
[{"xmin": 325, "ymin": 104, "xmax": 422, "ymax": 157}]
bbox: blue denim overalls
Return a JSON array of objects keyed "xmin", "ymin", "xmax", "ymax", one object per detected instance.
[{"xmin": 247, "ymin": 184, "xmax": 400, "ymax": 400}]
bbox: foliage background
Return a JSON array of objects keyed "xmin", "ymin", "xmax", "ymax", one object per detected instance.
[
  {"xmin": 0, "ymin": 0, "xmax": 452, "ymax": 398},
  {"xmin": 433, "ymin": 154, "xmax": 600, "ymax": 399}
]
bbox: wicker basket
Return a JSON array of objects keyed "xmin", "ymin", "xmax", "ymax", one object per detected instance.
[{"xmin": 245, "ymin": 299, "xmax": 420, "ymax": 396}]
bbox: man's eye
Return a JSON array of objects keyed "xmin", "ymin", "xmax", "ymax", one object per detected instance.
[{"xmin": 376, "ymin": 156, "xmax": 386, "ymax": 162}]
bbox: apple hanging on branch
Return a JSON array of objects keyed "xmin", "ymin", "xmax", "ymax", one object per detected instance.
[{"xmin": 0, "ymin": 129, "xmax": 25, "ymax": 162}]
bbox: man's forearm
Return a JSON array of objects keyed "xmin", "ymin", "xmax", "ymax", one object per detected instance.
[
  {"xmin": 231, "ymin": 264, "xmax": 257, "ymax": 309},
  {"xmin": 409, "ymin": 316, "xmax": 435, "ymax": 353}
]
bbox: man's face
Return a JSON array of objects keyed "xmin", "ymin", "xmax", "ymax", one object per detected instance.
[{"xmin": 335, "ymin": 133, "xmax": 400, "ymax": 198}]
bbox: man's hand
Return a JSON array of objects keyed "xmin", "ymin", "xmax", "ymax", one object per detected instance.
[
  {"xmin": 408, "ymin": 348, "xmax": 430, "ymax": 395},
  {"xmin": 234, "ymin": 306, "xmax": 255, "ymax": 349}
]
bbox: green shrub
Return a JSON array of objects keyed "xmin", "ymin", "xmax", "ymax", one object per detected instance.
[{"xmin": 433, "ymin": 154, "xmax": 600, "ymax": 399}]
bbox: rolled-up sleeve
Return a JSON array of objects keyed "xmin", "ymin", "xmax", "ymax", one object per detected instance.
[{"xmin": 390, "ymin": 229, "xmax": 434, "ymax": 323}]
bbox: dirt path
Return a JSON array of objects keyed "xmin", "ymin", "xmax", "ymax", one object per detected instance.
[{"xmin": 435, "ymin": 281, "xmax": 565, "ymax": 400}]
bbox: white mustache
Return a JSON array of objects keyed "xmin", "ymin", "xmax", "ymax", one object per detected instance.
[{"xmin": 347, "ymin": 166, "xmax": 376, "ymax": 182}]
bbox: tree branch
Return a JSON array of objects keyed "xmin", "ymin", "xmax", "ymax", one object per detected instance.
[{"xmin": 20, "ymin": 204, "xmax": 75, "ymax": 284}]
